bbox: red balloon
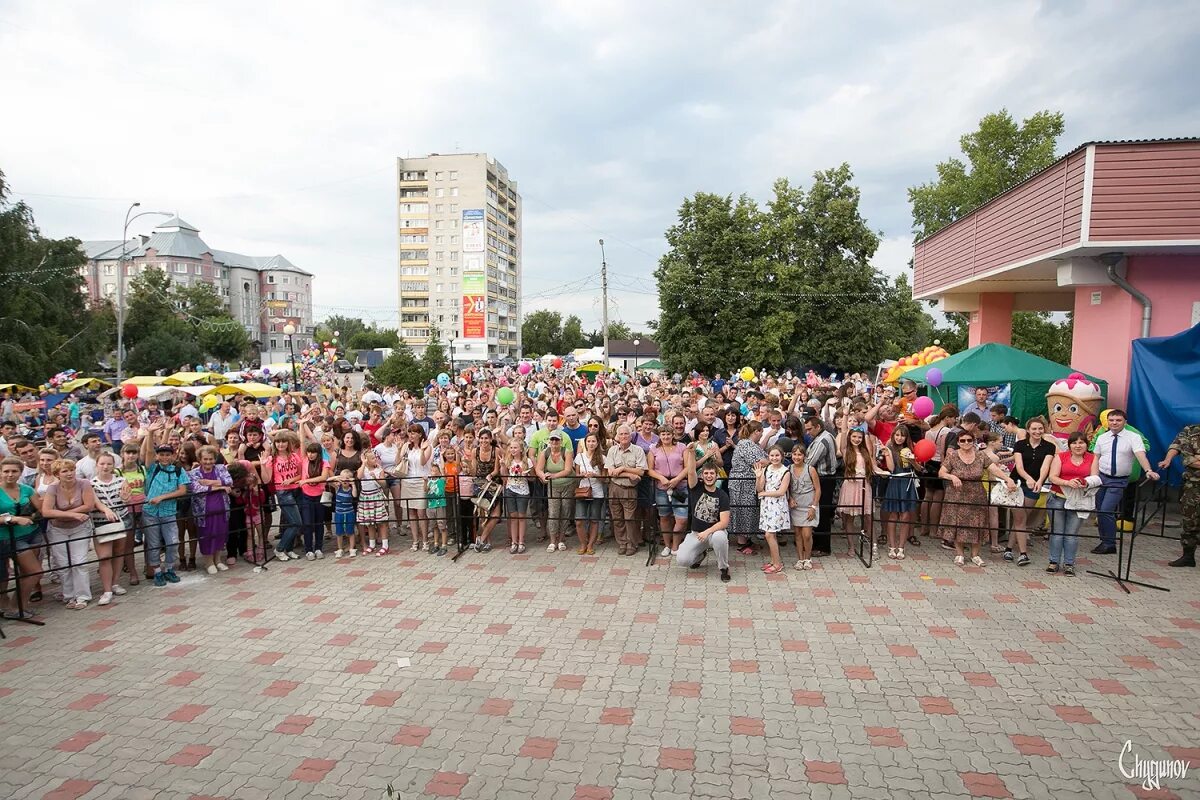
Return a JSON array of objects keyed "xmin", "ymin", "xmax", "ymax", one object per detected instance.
[
  {"xmin": 552, "ymin": 358, "xmax": 563, "ymax": 369},
  {"xmin": 121, "ymin": 383, "xmax": 138, "ymax": 399},
  {"xmin": 913, "ymin": 439, "xmax": 936, "ymax": 462}
]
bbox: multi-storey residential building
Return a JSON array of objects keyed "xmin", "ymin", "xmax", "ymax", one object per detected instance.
[
  {"xmin": 395, "ymin": 153, "xmax": 522, "ymax": 359},
  {"xmin": 80, "ymin": 216, "xmax": 314, "ymax": 365}
]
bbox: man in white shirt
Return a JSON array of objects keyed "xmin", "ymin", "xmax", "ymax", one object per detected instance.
[
  {"xmin": 76, "ymin": 432, "xmax": 122, "ymax": 480},
  {"xmin": 1092, "ymin": 409, "xmax": 1158, "ymax": 554},
  {"xmin": 177, "ymin": 398, "xmax": 200, "ymax": 423},
  {"xmin": 209, "ymin": 400, "xmax": 239, "ymax": 442}
]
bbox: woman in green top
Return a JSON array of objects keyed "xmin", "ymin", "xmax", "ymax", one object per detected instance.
[
  {"xmin": 536, "ymin": 431, "xmax": 574, "ymax": 552},
  {"xmin": 0, "ymin": 457, "xmax": 41, "ymax": 619}
]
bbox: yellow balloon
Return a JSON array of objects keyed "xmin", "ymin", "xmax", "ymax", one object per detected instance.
[
  {"xmin": 739, "ymin": 367, "xmax": 756, "ymax": 381},
  {"xmin": 1099, "ymin": 408, "xmax": 1110, "ymax": 427}
]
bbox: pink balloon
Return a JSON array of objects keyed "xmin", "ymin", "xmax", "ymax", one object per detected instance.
[
  {"xmin": 518, "ymin": 361, "xmax": 532, "ymax": 375},
  {"xmin": 912, "ymin": 396, "xmax": 934, "ymax": 419}
]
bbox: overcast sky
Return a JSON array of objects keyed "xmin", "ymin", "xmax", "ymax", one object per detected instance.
[{"xmin": 2, "ymin": 1, "xmax": 1197, "ymax": 335}]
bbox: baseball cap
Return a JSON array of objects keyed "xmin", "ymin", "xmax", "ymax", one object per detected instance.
[{"xmin": 155, "ymin": 445, "xmax": 175, "ymax": 454}]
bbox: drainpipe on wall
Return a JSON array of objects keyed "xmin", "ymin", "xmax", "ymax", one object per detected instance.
[{"xmin": 1098, "ymin": 252, "xmax": 1152, "ymax": 339}]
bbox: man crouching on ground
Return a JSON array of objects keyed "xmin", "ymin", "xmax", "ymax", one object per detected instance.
[{"xmin": 675, "ymin": 458, "xmax": 731, "ymax": 582}]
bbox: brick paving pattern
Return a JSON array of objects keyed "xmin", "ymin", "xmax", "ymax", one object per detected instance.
[{"xmin": 1, "ymin": 533, "xmax": 1198, "ymax": 799}]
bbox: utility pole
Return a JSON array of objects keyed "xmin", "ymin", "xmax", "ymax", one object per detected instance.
[
  {"xmin": 116, "ymin": 205, "xmax": 171, "ymax": 381},
  {"xmin": 599, "ymin": 238, "xmax": 609, "ymax": 366}
]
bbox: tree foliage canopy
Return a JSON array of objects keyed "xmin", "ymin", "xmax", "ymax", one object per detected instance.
[
  {"xmin": 520, "ymin": 310, "xmax": 588, "ymax": 357},
  {"xmin": 654, "ymin": 164, "xmax": 935, "ymax": 374},
  {"xmin": 123, "ymin": 267, "xmax": 251, "ymax": 367},
  {"xmin": 908, "ymin": 108, "xmax": 1073, "ymax": 364},
  {"xmin": 0, "ymin": 170, "xmax": 112, "ymax": 384}
]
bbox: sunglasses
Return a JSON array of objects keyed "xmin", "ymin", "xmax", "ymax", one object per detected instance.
[{"xmin": 958, "ymin": 438, "xmax": 974, "ymax": 444}]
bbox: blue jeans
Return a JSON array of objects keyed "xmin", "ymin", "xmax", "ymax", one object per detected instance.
[
  {"xmin": 1047, "ymin": 495, "xmax": 1082, "ymax": 565},
  {"xmin": 144, "ymin": 514, "xmax": 179, "ymax": 573},
  {"xmin": 1095, "ymin": 475, "xmax": 1128, "ymax": 549},
  {"xmin": 298, "ymin": 492, "xmax": 324, "ymax": 553},
  {"xmin": 276, "ymin": 490, "xmax": 302, "ymax": 553}
]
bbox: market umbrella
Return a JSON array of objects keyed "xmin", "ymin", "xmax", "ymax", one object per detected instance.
[
  {"xmin": 638, "ymin": 359, "xmax": 665, "ymax": 370},
  {"xmin": 575, "ymin": 363, "xmax": 606, "ymax": 374}
]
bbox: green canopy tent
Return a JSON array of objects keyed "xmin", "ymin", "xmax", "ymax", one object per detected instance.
[{"xmin": 902, "ymin": 343, "xmax": 1107, "ymax": 423}]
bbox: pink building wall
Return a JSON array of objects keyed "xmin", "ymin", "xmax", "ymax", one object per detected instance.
[{"xmin": 1071, "ymin": 254, "xmax": 1200, "ymax": 405}]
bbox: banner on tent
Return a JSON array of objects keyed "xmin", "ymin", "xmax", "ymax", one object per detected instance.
[{"xmin": 957, "ymin": 383, "xmax": 1011, "ymax": 412}]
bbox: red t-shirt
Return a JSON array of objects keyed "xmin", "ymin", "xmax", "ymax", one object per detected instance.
[
  {"xmin": 869, "ymin": 419, "xmax": 898, "ymax": 445},
  {"xmin": 361, "ymin": 419, "xmax": 384, "ymax": 446},
  {"xmin": 300, "ymin": 459, "xmax": 332, "ymax": 497}
]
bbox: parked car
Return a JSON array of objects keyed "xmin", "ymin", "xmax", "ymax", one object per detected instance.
[{"xmin": 334, "ymin": 359, "xmax": 355, "ymax": 373}]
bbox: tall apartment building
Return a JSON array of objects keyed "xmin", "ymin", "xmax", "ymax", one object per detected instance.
[
  {"xmin": 80, "ymin": 216, "xmax": 314, "ymax": 365},
  {"xmin": 396, "ymin": 153, "xmax": 522, "ymax": 360}
]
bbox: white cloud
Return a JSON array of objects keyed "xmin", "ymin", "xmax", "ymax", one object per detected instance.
[{"xmin": 1, "ymin": 0, "xmax": 1197, "ymax": 342}]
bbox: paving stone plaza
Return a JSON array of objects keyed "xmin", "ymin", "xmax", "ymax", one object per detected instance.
[{"xmin": 1, "ymin": 532, "xmax": 1198, "ymax": 800}]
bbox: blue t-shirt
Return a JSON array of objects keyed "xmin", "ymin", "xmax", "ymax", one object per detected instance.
[
  {"xmin": 143, "ymin": 463, "xmax": 191, "ymax": 518},
  {"xmin": 563, "ymin": 422, "xmax": 588, "ymax": 449},
  {"xmin": 334, "ymin": 487, "xmax": 355, "ymax": 515}
]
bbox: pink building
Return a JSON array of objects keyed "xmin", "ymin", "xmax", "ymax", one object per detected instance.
[{"xmin": 913, "ymin": 138, "xmax": 1200, "ymax": 405}]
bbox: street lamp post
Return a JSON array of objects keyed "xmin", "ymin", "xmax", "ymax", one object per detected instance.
[
  {"xmin": 116, "ymin": 204, "xmax": 171, "ymax": 382},
  {"xmin": 449, "ymin": 332, "xmax": 456, "ymax": 380},
  {"xmin": 632, "ymin": 337, "xmax": 640, "ymax": 373},
  {"xmin": 283, "ymin": 323, "xmax": 298, "ymax": 389}
]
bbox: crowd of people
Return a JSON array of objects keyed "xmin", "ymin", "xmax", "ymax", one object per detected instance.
[{"xmin": 0, "ymin": 364, "xmax": 1196, "ymax": 620}]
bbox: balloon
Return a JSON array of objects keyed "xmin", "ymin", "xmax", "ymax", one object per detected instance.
[
  {"xmin": 912, "ymin": 396, "xmax": 934, "ymax": 419},
  {"xmin": 913, "ymin": 439, "xmax": 936, "ymax": 462},
  {"xmin": 199, "ymin": 396, "xmax": 218, "ymax": 411},
  {"xmin": 121, "ymin": 383, "xmax": 138, "ymax": 399},
  {"xmin": 437, "ymin": 372, "xmax": 449, "ymax": 387},
  {"xmin": 496, "ymin": 387, "xmax": 515, "ymax": 405},
  {"xmin": 262, "ymin": 367, "xmax": 271, "ymax": 376},
  {"xmin": 552, "ymin": 357, "xmax": 563, "ymax": 369},
  {"xmin": 739, "ymin": 367, "xmax": 755, "ymax": 382},
  {"xmin": 926, "ymin": 367, "xmax": 943, "ymax": 388},
  {"xmin": 518, "ymin": 361, "xmax": 532, "ymax": 375},
  {"xmin": 1099, "ymin": 408, "xmax": 1110, "ymax": 428}
]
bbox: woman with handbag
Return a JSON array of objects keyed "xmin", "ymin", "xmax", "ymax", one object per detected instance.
[
  {"xmin": 536, "ymin": 430, "xmax": 574, "ymax": 552},
  {"xmin": 1006, "ymin": 416, "xmax": 1057, "ymax": 567},
  {"xmin": 397, "ymin": 424, "xmax": 433, "ymax": 553},
  {"xmin": 1045, "ymin": 432, "xmax": 1098, "ymax": 576},
  {"xmin": 468, "ymin": 428, "xmax": 500, "ymax": 552},
  {"xmin": 939, "ymin": 431, "xmax": 1017, "ymax": 567},
  {"xmin": 573, "ymin": 432, "xmax": 606, "ymax": 554},
  {"xmin": 89, "ymin": 452, "xmax": 131, "ymax": 605}
]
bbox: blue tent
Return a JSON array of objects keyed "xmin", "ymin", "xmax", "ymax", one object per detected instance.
[{"xmin": 1127, "ymin": 322, "xmax": 1200, "ymax": 486}]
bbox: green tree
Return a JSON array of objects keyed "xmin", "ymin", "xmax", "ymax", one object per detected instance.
[
  {"xmin": 560, "ymin": 314, "xmax": 585, "ymax": 352},
  {"xmin": 879, "ymin": 274, "xmax": 936, "ymax": 360},
  {"xmin": 124, "ymin": 267, "xmax": 185, "ymax": 348},
  {"xmin": 125, "ymin": 330, "xmax": 206, "ymax": 376},
  {"xmin": 520, "ymin": 310, "xmax": 563, "ymax": 357},
  {"xmin": 372, "ymin": 342, "xmax": 424, "ymax": 392},
  {"xmin": 198, "ymin": 319, "xmax": 252, "ymax": 364},
  {"xmin": 0, "ymin": 172, "xmax": 112, "ymax": 383},
  {"xmin": 420, "ymin": 329, "xmax": 448, "ymax": 378},
  {"xmin": 347, "ymin": 328, "xmax": 400, "ymax": 351},
  {"xmin": 314, "ymin": 315, "xmax": 367, "ymax": 346},
  {"xmin": 908, "ymin": 108, "xmax": 1072, "ymax": 361},
  {"xmin": 908, "ymin": 108, "xmax": 1065, "ymax": 240},
  {"xmin": 175, "ymin": 281, "xmax": 227, "ymax": 319}
]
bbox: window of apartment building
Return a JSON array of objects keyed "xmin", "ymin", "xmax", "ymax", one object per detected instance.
[
  {"xmin": 174, "ymin": 263, "xmax": 187, "ymax": 274},
  {"xmin": 450, "ymin": 235, "xmax": 458, "ymax": 244},
  {"xmin": 449, "ymin": 170, "xmax": 458, "ymax": 180},
  {"xmin": 435, "ymin": 220, "xmax": 444, "ymax": 229},
  {"xmin": 450, "ymin": 187, "xmax": 459, "ymax": 197},
  {"xmin": 450, "ymin": 251, "xmax": 459, "ymax": 261},
  {"xmin": 435, "ymin": 251, "xmax": 445, "ymax": 260},
  {"xmin": 269, "ymin": 338, "xmax": 278, "ymax": 349},
  {"xmin": 268, "ymin": 275, "xmax": 276, "ymax": 283},
  {"xmin": 450, "ymin": 219, "xmax": 458, "ymax": 228},
  {"xmin": 400, "ymin": 234, "xmax": 428, "ymax": 244},
  {"xmin": 450, "ymin": 203, "xmax": 458, "ymax": 212},
  {"xmin": 399, "ymin": 249, "xmax": 429, "ymax": 260},
  {"xmin": 401, "ymin": 171, "xmax": 425, "ymax": 180},
  {"xmin": 435, "ymin": 204, "xmax": 444, "ymax": 213},
  {"xmin": 435, "ymin": 236, "xmax": 444, "ymax": 244},
  {"xmin": 401, "ymin": 218, "xmax": 429, "ymax": 228},
  {"xmin": 435, "ymin": 283, "xmax": 444, "ymax": 292},
  {"xmin": 435, "ymin": 188, "xmax": 445, "ymax": 198},
  {"xmin": 434, "ymin": 171, "xmax": 444, "ymax": 180},
  {"xmin": 434, "ymin": 267, "xmax": 443, "ymax": 276},
  {"xmin": 103, "ymin": 283, "xmax": 115, "ymax": 296},
  {"xmin": 102, "ymin": 264, "xmax": 115, "ymax": 276},
  {"xmin": 282, "ymin": 276, "xmax": 290, "ymax": 284},
  {"xmin": 400, "ymin": 203, "xmax": 428, "ymax": 213}
]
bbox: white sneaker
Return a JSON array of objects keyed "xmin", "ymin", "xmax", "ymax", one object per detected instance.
[
  {"xmin": 794, "ymin": 560, "xmax": 804, "ymax": 570},
  {"xmin": 971, "ymin": 555, "xmax": 986, "ymax": 567},
  {"xmin": 110, "ymin": 585, "xmax": 127, "ymax": 596},
  {"xmin": 953, "ymin": 555, "xmax": 965, "ymax": 566},
  {"xmin": 334, "ymin": 549, "xmax": 344, "ymax": 558},
  {"xmin": 671, "ymin": 549, "xmax": 678, "ymax": 556},
  {"xmin": 557, "ymin": 542, "xmax": 566, "ymax": 551},
  {"xmin": 314, "ymin": 550, "xmax": 324, "ymax": 560},
  {"xmin": 411, "ymin": 543, "xmax": 419, "ymax": 551},
  {"xmin": 660, "ymin": 546, "xmax": 671, "ymax": 557},
  {"xmin": 97, "ymin": 592, "xmax": 113, "ymax": 606},
  {"xmin": 206, "ymin": 564, "xmax": 218, "ymax": 574},
  {"xmin": 803, "ymin": 559, "xmax": 813, "ymax": 570},
  {"xmin": 304, "ymin": 552, "xmax": 315, "ymax": 561},
  {"xmin": 287, "ymin": 551, "xmax": 301, "ymax": 560},
  {"xmin": 349, "ymin": 549, "xmax": 358, "ymax": 558},
  {"xmin": 215, "ymin": 562, "xmax": 229, "ymax": 571},
  {"xmin": 547, "ymin": 543, "xmax": 556, "ymax": 553},
  {"xmin": 275, "ymin": 550, "xmax": 290, "ymax": 561}
]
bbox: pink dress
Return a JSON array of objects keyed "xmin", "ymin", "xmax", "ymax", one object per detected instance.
[{"xmin": 838, "ymin": 461, "xmax": 873, "ymax": 515}]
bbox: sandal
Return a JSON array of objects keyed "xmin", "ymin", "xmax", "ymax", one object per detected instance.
[
  {"xmin": 738, "ymin": 545, "xmax": 754, "ymax": 555},
  {"xmin": 763, "ymin": 563, "xmax": 783, "ymax": 574},
  {"xmin": 989, "ymin": 544, "xmax": 1005, "ymax": 554},
  {"xmin": 906, "ymin": 536, "xmax": 921, "ymax": 547}
]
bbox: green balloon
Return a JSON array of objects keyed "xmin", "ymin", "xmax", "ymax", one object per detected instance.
[{"xmin": 496, "ymin": 387, "xmax": 515, "ymax": 405}]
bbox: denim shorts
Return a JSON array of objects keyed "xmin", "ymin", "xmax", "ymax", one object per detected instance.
[
  {"xmin": 575, "ymin": 497, "xmax": 605, "ymax": 522},
  {"xmin": 504, "ymin": 489, "xmax": 530, "ymax": 515},
  {"xmin": 656, "ymin": 487, "xmax": 689, "ymax": 520}
]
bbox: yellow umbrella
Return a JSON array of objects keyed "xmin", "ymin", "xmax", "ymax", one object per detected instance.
[
  {"xmin": 59, "ymin": 377, "xmax": 114, "ymax": 392},
  {"xmin": 209, "ymin": 381, "xmax": 282, "ymax": 399},
  {"xmin": 121, "ymin": 376, "xmax": 165, "ymax": 387},
  {"xmin": 163, "ymin": 371, "xmax": 229, "ymax": 386},
  {"xmin": 574, "ymin": 362, "xmax": 606, "ymax": 374},
  {"xmin": 0, "ymin": 383, "xmax": 37, "ymax": 394}
]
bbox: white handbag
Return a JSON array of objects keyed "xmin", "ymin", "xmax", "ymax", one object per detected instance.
[
  {"xmin": 989, "ymin": 481, "xmax": 1023, "ymax": 508},
  {"xmin": 1063, "ymin": 486, "xmax": 1098, "ymax": 513},
  {"xmin": 94, "ymin": 520, "xmax": 128, "ymax": 544}
]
